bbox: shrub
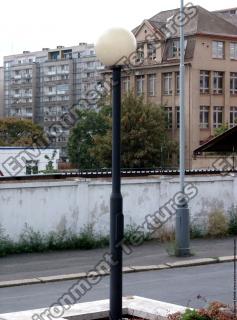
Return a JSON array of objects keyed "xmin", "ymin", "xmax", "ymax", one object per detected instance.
[
  {"xmin": 207, "ymin": 209, "xmax": 228, "ymax": 237},
  {"xmin": 71, "ymin": 225, "xmax": 109, "ymax": 249},
  {"xmin": 157, "ymin": 226, "xmax": 175, "ymax": 243},
  {"xmin": 0, "ymin": 225, "xmax": 15, "ymax": 256},
  {"xmin": 168, "ymin": 302, "xmax": 234, "ymax": 320},
  {"xmin": 190, "ymin": 224, "xmax": 205, "ymax": 239},
  {"xmin": 168, "ymin": 309, "xmax": 209, "ymax": 320},
  {"xmin": 0, "ymin": 224, "xmax": 109, "ymax": 257},
  {"xmin": 228, "ymin": 205, "xmax": 237, "ymax": 235},
  {"xmin": 17, "ymin": 224, "xmax": 47, "ymax": 253},
  {"xmin": 123, "ymin": 224, "xmax": 150, "ymax": 246}
]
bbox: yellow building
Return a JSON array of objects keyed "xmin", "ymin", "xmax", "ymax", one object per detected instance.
[{"xmin": 116, "ymin": 6, "xmax": 237, "ymax": 168}]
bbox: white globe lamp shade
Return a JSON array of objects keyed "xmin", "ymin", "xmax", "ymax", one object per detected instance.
[{"xmin": 95, "ymin": 28, "xmax": 137, "ymax": 66}]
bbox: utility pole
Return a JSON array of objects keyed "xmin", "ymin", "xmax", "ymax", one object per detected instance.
[{"xmin": 175, "ymin": 0, "xmax": 191, "ymax": 257}]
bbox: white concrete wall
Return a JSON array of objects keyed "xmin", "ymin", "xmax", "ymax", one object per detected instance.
[{"xmin": 0, "ymin": 174, "xmax": 236, "ymax": 240}]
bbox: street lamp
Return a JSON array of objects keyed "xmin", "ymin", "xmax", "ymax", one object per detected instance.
[
  {"xmin": 95, "ymin": 28, "xmax": 136, "ymax": 320},
  {"xmin": 175, "ymin": 0, "xmax": 191, "ymax": 257}
]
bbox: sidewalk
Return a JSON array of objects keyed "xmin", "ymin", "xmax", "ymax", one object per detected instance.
[{"xmin": 0, "ymin": 237, "xmax": 235, "ymax": 285}]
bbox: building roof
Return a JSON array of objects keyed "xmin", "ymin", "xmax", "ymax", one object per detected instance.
[
  {"xmin": 193, "ymin": 126, "xmax": 237, "ymax": 154},
  {"xmin": 215, "ymin": 12, "xmax": 237, "ymax": 27},
  {"xmin": 135, "ymin": 6, "xmax": 237, "ymax": 39}
]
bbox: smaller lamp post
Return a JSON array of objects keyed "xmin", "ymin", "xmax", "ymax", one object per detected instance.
[{"xmin": 95, "ymin": 28, "xmax": 136, "ymax": 320}]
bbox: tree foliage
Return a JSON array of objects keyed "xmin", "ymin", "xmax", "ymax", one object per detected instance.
[
  {"xmin": 67, "ymin": 107, "xmax": 110, "ymax": 168},
  {"xmin": 214, "ymin": 123, "xmax": 229, "ymax": 137},
  {"xmin": 0, "ymin": 118, "xmax": 45, "ymax": 146},
  {"xmin": 68, "ymin": 93, "xmax": 177, "ymax": 169}
]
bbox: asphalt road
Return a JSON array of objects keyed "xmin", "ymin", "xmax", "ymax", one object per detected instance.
[{"xmin": 0, "ymin": 262, "xmax": 234, "ymax": 315}]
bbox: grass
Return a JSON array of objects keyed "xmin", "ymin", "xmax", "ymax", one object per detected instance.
[
  {"xmin": 1, "ymin": 205, "xmax": 237, "ymax": 257},
  {"xmin": 0, "ymin": 224, "xmax": 109, "ymax": 257},
  {"xmin": 0, "ymin": 223, "xmax": 151, "ymax": 257},
  {"xmin": 123, "ymin": 224, "xmax": 151, "ymax": 245}
]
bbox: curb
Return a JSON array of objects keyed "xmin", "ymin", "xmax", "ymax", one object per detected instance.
[{"xmin": 0, "ymin": 255, "xmax": 234, "ymax": 289}]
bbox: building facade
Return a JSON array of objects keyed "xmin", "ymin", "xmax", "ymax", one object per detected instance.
[
  {"xmin": 3, "ymin": 44, "xmax": 104, "ymax": 158},
  {"xmin": 117, "ymin": 5, "xmax": 237, "ymax": 168},
  {"xmin": 2, "ymin": 6, "xmax": 237, "ymax": 168},
  {"xmin": 0, "ymin": 67, "xmax": 4, "ymax": 117}
]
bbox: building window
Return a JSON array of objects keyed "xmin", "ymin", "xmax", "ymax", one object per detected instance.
[
  {"xmin": 176, "ymin": 106, "xmax": 180, "ymax": 129},
  {"xmin": 47, "ymin": 66, "xmax": 56, "ymax": 75},
  {"xmin": 230, "ymin": 107, "xmax": 237, "ymax": 128},
  {"xmin": 163, "ymin": 73, "xmax": 172, "ymax": 95},
  {"xmin": 122, "ymin": 77, "xmax": 130, "ymax": 93},
  {"xmin": 87, "ymin": 62, "xmax": 94, "ymax": 69},
  {"xmin": 213, "ymin": 106, "xmax": 223, "ymax": 128},
  {"xmin": 172, "ymin": 40, "xmax": 180, "ymax": 58},
  {"xmin": 213, "ymin": 72, "xmax": 224, "ymax": 94},
  {"xmin": 165, "ymin": 107, "xmax": 173, "ymax": 129},
  {"xmin": 200, "ymin": 71, "xmax": 210, "ymax": 94},
  {"xmin": 230, "ymin": 43, "xmax": 237, "ymax": 60},
  {"xmin": 148, "ymin": 74, "xmax": 156, "ymax": 96},
  {"xmin": 147, "ymin": 43, "xmax": 156, "ymax": 60},
  {"xmin": 212, "ymin": 41, "xmax": 224, "ymax": 59},
  {"xmin": 230, "ymin": 72, "xmax": 237, "ymax": 95},
  {"xmin": 175, "ymin": 72, "xmax": 180, "ymax": 94},
  {"xmin": 57, "ymin": 84, "xmax": 69, "ymax": 94},
  {"xmin": 136, "ymin": 75, "xmax": 144, "ymax": 96},
  {"xmin": 200, "ymin": 106, "xmax": 209, "ymax": 129},
  {"xmin": 136, "ymin": 43, "xmax": 144, "ymax": 63},
  {"xmin": 171, "ymin": 39, "xmax": 187, "ymax": 58}
]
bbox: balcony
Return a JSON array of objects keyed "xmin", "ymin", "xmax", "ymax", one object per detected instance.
[
  {"xmin": 23, "ymin": 74, "xmax": 32, "ymax": 79},
  {"xmin": 97, "ymin": 66, "xmax": 105, "ymax": 70},
  {"xmin": 46, "ymin": 91, "xmax": 57, "ymax": 96},
  {"xmin": 22, "ymin": 93, "xmax": 33, "ymax": 98},
  {"xmin": 46, "ymin": 71, "xmax": 56, "ymax": 76},
  {"xmin": 57, "ymin": 70, "xmax": 69, "ymax": 75}
]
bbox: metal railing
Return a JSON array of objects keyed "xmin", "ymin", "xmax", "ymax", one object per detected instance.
[{"xmin": 0, "ymin": 168, "xmax": 236, "ymax": 182}]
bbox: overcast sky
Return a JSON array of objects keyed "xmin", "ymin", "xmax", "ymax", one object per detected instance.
[{"xmin": 0, "ymin": 0, "xmax": 236, "ymax": 65}]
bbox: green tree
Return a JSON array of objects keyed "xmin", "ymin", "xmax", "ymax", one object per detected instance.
[
  {"xmin": 214, "ymin": 123, "xmax": 229, "ymax": 137},
  {"xmin": 68, "ymin": 94, "xmax": 177, "ymax": 169},
  {"xmin": 67, "ymin": 107, "xmax": 110, "ymax": 168},
  {"xmin": 0, "ymin": 118, "xmax": 45, "ymax": 146}
]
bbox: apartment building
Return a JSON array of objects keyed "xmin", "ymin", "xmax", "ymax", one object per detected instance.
[
  {"xmin": 115, "ymin": 5, "xmax": 237, "ymax": 168},
  {"xmin": 3, "ymin": 44, "xmax": 104, "ymax": 158},
  {"xmin": 0, "ymin": 67, "xmax": 4, "ymax": 117}
]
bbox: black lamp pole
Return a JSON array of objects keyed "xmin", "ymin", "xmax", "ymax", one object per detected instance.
[{"xmin": 110, "ymin": 66, "xmax": 124, "ymax": 320}]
